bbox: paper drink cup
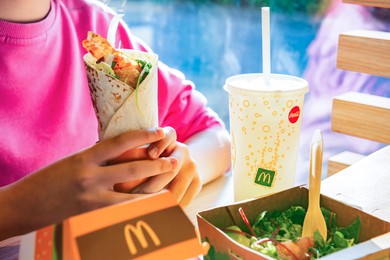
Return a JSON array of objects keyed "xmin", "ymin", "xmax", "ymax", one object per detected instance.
[{"xmin": 224, "ymin": 73, "xmax": 309, "ymax": 201}]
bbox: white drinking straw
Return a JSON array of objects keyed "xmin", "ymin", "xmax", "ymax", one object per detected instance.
[{"xmin": 262, "ymin": 7, "xmax": 271, "ymax": 86}]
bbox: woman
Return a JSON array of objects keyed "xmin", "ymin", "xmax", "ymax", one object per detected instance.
[{"xmin": 0, "ymin": 0, "xmax": 231, "ymax": 241}]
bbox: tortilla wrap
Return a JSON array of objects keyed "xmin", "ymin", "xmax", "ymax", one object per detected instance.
[{"xmin": 84, "ymin": 50, "xmax": 158, "ymax": 140}]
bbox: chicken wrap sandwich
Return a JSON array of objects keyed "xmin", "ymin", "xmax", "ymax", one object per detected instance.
[
  {"xmin": 82, "ymin": 31, "xmax": 158, "ymax": 141},
  {"xmin": 82, "ymin": 30, "xmax": 159, "ymax": 191}
]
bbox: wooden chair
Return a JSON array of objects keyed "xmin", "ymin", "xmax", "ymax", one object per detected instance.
[{"xmin": 328, "ymin": 0, "xmax": 390, "ymax": 176}]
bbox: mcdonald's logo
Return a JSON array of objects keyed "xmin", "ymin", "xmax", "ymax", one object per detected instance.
[
  {"xmin": 255, "ymin": 168, "xmax": 275, "ymax": 187},
  {"xmin": 124, "ymin": 220, "xmax": 161, "ymax": 255},
  {"xmin": 76, "ymin": 205, "xmax": 197, "ymax": 259}
]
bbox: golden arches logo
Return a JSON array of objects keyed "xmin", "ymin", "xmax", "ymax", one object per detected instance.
[
  {"xmin": 124, "ymin": 221, "xmax": 161, "ymax": 255},
  {"xmin": 258, "ymin": 172, "xmax": 271, "ymax": 184},
  {"xmin": 255, "ymin": 168, "xmax": 275, "ymax": 187}
]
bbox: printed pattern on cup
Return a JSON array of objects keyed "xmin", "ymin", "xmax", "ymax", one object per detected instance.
[{"xmin": 229, "ymin": 93, "xmax": 305, "ymax": 199}]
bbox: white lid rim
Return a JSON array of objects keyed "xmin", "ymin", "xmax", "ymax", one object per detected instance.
[{"xmin": 224, "ymin": 73, "xmax": 309, "ymax": 95}]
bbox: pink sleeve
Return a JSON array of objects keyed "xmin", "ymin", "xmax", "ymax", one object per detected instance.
[
  {"xmin": 115, "ymin": 21, "xmax": 224, "ymax": 142},
  {"xmin": 156, "ymin": 63, "xmax": 223, "ymax": 142}
]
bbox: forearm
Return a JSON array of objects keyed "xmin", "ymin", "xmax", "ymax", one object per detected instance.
[
  {"xmin": 0, "ymin": 172, "xmax": 66, "ymax": 241},
  {"xmin": 0, "ymin": 182, "xmax": 42, "ymax": 241},
  {"xmin": 185, "ymin": 126, "xmax": 231, "ymax": 185},
  {"xmin": 0, "ymin": 186, "xmax": 18, "ymax": 241}
]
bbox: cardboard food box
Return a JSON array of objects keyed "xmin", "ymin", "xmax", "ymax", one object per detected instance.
[
  {"xmin": 19, "ymin": 191, "xmax": 204, "ymax": 260},
  {"xmin": 197, "ymin": 186, "xmax": 390, "ymax": 260}
]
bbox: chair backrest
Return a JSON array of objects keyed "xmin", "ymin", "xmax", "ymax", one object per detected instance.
[{"xmin": 328, "ymin": 0, "xmax": 390, "ymax": 176}]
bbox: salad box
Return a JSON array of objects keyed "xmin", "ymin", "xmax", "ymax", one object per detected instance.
[{"xmin": 197, "ymin": 186, "xmax": 390, "ymax": 259}]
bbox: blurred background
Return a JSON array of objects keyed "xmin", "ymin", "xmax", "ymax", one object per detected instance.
[
  {"xmin": 99, "ymin": 0, "xmax": 329, "ymax": 129},
  {"xmin": 98, "ymin": 0, "xmax": 390, "ymax": 183}
]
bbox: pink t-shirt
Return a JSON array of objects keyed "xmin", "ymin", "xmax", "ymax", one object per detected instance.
[{"xmin": 0, "ymin": 0, "xmax": 222, "ymax": 187}]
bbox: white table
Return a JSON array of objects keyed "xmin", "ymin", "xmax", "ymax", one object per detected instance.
[{"xmin": 2, "ymin": 146, "xmax": 389, "ymax": 258}]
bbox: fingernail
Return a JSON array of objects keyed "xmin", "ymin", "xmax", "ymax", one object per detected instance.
[
  {"xmin": 170, "ymin": 158, "xmax": 178, "ymax": 169},
  {"xmin": 154, "ymin": 127, "xmax": 164, "ymax": 138},
  {"xmin": 149, "ymin": 146, "xmax": 159, "ymax": 158},
  {"xmin": 131, "ymin": 188, "xmax": 141, "ymax": 194}
]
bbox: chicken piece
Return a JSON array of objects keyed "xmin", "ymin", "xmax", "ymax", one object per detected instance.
[
  {"xmin": 82, "ymin": 31, "xmax": 116, "ymax": 60},
  {"xmin": 276, "ymin": 237, "xmax": 314, "ymax": 260},
  {"xmin": 82, "ymin": 31, "xmax": 142, "ymax": 89},
  {"xmin": 114, "ymin": 65, "xmax": 141, "ymax": 89},
  {"xmin": 295, "ymin": 237, "xmax": 315, "ymax": 255}
]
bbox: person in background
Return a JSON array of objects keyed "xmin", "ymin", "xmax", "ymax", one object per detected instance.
[
  {"xmin": 0, "ymin": 0, "xmax": 231, "ymax": 241},
  {"xmin": 295, "ymin": 0, "xmax": 390, "ymax": 184}
]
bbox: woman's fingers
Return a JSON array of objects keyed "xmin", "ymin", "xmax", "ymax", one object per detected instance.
[
  {"xmin": 147, "ymin": 126, "xmax": 177, "ymax": 158},
  {"xmin": 130, "ymin": 169, "xmax": 177, "ymax": 194},
  {"xmin": 108, "ymin": 190, "xmax": 169, "ymax": 206},
  {"xmin": 103, "ymin": 192, "xmax": 148, "ymax": 206},
  {"xmin": 131, "ymin": 140, "xmax": 183, "ymax": 193},
  {"xmin": 177, "ymin": 176, "xmax": 202, "ymax": 208},
  {"xmin": 132, "ymin": 164, "xmax": 201, "ymax": 208},
  {"xmin": 167, "ymin": 161, "xmax": 199, "ymax": 204},
  {"xmin": 107, "ymin": 147, "xmax": 149, "ymax": 165},
  {"xmin": 99, "ymin": 157, "xmax": 178, "ymax": 185},
  {"xmin": 89, "ymin": 128, "xmax": 165, "ymax": 163}
]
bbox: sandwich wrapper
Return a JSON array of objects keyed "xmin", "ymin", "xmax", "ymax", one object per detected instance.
[{"xmin": 83, "ymin": 50, "xmax": 159, "ymax": 140}]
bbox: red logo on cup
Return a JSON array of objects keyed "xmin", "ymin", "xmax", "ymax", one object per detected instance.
[{"xmin": 288, "ymin": 106, "xmax": 300, "ymax": 124}]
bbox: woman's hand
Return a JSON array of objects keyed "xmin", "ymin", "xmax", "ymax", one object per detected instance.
[
  {"xmin": 130, "ymin": 127, "xmax": 202, "ymax": 208},
  {"xmin": 0, "ymin": 128, "xmax": 178, "ymax": 240},
  {"xmin": 111, "ymin": 126, "xmax": 177, "ymax": 192},
  {"xmin": 166, "ymin": 142, "xmax": 202, "ymax": 208}
]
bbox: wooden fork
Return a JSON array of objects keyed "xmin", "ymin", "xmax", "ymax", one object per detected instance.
[{"xmin": 302, "ymin": 129, "xmax": 327, "ymax": 240}]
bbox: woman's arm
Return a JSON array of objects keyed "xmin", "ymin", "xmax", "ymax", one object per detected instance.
[
  {"xmin": 0, "ymin": 128, "xmax": 178, "ymax": 241},
  {"xmin": 185, "ymin": 126, "xmax": 231, "ymax": 185}
]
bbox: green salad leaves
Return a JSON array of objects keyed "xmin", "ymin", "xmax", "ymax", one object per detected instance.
[
  {"xmin": 134, "ymin": 59, "xmax": 152, "ymax": 112},
  {"xmin": 311, "ymin": 209, "xmax": 360, "ymax": 258},
  {"xmin": 223, "ymin": 206, "xmax": 361, "ymax": 259},
  {"xmin": 95, "ymin": 56, "xmax": 152, "ymax": 113}
]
